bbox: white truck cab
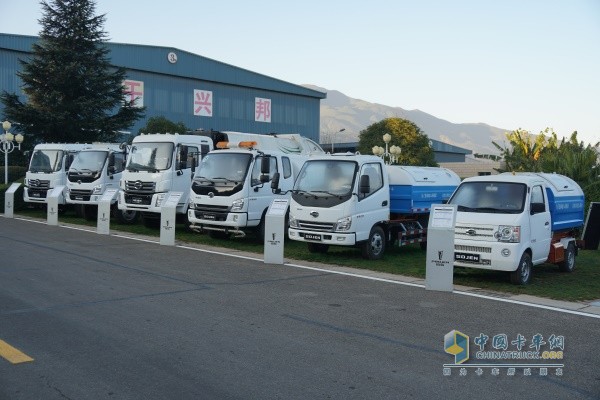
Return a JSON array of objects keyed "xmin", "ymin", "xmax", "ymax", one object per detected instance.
[
  {"xmin": 118, "ymin": 133, "xmax": 213, "ymax": 226},
  {"xmin": 24, "ymin": 143, "xmax": 87, "ymax": 207},
  {"xmin": 66, "ymin": 143, "xmax": 137, "ymax": 223},
  {"xmin": 188, "ymin": 131, "xmax": 323, "ymax": 239},
  {"xmin": 448, "ymin": 173, "xmax": 585, "ymax": 284}
]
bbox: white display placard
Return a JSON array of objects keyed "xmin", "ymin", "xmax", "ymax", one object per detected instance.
[
  {"xmin": 3, "ymin": 183, "xmax": 21, "ymax": 218},
  {"xmin": 101, "ymin": 188, "xmax": 119, "ymax": 202},
  {"xmin": 426, "ymin": 204, "xmax": 457, "ymax": 292},
  {"xmin": 430, "ymin": 205, "xmax": 456, "ymax": 229},
  {"xmin": 268, "ymin": 199, "xmax": 289, "ymax": 216},
  {"xmin": 165, "ymin": 192, "xmax": 183, "ymax": 207}
]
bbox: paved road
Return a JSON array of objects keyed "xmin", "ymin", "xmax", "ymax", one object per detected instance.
[{"xmin": 1, "ymin": 217, "xmax": 599, "ymax": 400}]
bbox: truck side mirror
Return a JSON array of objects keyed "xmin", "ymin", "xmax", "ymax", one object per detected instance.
[
  {"xmin": 271, "ymin": 172, "xmax": 281, "ymax": 194},
  {"xmin": 530, "ymin": 202, "xmax": 545, "ymax": 215},
  {"xmin": 359, "ymin": 175, "xmax": 370, "ymax": 194}
]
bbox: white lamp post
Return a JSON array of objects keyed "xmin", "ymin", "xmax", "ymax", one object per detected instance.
[
  {"xmin": 372, "ymin": 133, "xmax": 401, "ymax": 164},
  {"xmin": 1, "ymin": 121, "xmax": 24, "ymax": 184},
  {"xmin": 331, "ymin": 128, "xmax": 346, "ymax": 153}
]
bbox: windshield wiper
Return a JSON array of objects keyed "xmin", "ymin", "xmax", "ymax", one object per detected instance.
[{"xmin": 212, "ymin": 177, "xmax": 241, "ymax": 183}]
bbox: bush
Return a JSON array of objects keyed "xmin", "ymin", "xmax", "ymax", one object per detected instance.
[{"xmin": 583, "ymin": 180, "xmax": 600, "ymax": 217}]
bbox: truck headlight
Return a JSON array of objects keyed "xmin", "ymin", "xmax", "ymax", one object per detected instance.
[
  {"xmin": 155, "ymin": 193, "xmax": 166, "ymax": 207},
  {"xmin": 189, "ymin": 199, "xmax": 195, "ymax": 209},
  {"xmin": 495, "ymin": 225, "xmax": 520, "ymax": 243},
  {"xmin": 289, "ymin": 215, "xmax": 298, "ymax": 228},
  {"xmin": 92, "ymin": 185, "xmax": 103, "ymax": 194},
  {"xmin": 231, "ymin": 198, "xmax": 244, "ymax": 211},
  {"xmin": 335, "ymin": 216, "xmax": 352, "ymax": 232}
]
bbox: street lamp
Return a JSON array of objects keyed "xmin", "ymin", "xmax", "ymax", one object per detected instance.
[
  {"xmin": 372, "ymin": 133, "xmax": 401, "ymax": 164},
  {"xmin": 331, "ymin": 128, "xmax": 346, "ymax": 153},
  {"xmin": 1, "ymin": 121, "xmax": 24, "ymax": 184}
]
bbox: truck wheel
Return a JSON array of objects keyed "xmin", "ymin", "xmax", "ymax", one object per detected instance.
[
  {"xmin": 510, "ymin": 252, "xmax": 532, "ymax": 285},
  {"xmin": 558, "ymin": 243, "xmax": 576, "ymax": 272},
  {"xmin": 114, "ymin": 208, "xmax": 139, "ymax": 225},
  {"xmin": 307, "ymin": 243, "xmax": 329, "ymax": 254},
  {"xmin": 361, "ymin": 226, "xmax": 385, "ymax": 260}
]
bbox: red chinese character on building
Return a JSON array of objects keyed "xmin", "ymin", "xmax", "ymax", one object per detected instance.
[
  {"xmin": 194, "ymin": 90, "xmax": 213, "ymax": 117},
  {"xmin": 123, "ymin": 80, "xmax": 144, "ymax": 107},
  {"xmin": 255, "ymin": 97, "xmax": 271, "ymax": 123}
]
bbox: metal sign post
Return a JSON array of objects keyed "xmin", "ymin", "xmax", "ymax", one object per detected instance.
[
  {"xmin": 426, "ymin": 204, "xmax": 457, "ymax": 292},
  {"xmin": 46, "ymin": 186, "xmax": 64, "ymax": 226},
  {"xmin": 264, "ymin": 199, "xmax": 288, "ymax": 264},
  {"xmin": 160, "ymin": 192, "xmax": 182, "ymax": 246},
  {"xmin": 97, "ymin": 188, "xmax": 119, "ymax": 235},
  {"xmin": 3, "ymin": 182, "xmax": 21, "ymax": 218}
]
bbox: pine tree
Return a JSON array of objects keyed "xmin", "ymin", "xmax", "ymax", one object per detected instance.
[{"xmin": 1, "ymin": 0, "xmax": 144, "ymax": 143}]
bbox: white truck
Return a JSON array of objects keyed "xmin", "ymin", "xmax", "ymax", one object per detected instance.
[
  {"xmin": 280, "ymin": 154, "xmax": 460, "ymax": 259},
  {"xmin": 447, "ymin": 172, "xmax": 585, "ymax": 285},
  {"xmin": 118, "ymin": 133, "xmax": 214, "ymax": 227},
  {"xmin": 66, "ymin": 143, "xmax": 138, "ymax": 223},
  {"xmin": 24, "ymin": 143, "xmax": 87, "ymax": 208},
  {"xmin": 187, "ymin": 131, "xmax": 324, "ymax": 239}
]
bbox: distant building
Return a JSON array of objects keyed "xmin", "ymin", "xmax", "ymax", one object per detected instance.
[{"xmin": 0, "ymin": 33, "xmax": 325, "ymax": 142}]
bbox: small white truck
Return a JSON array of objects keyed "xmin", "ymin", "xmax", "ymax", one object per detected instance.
[
  {"xmin": 66, "ymin": 143, "xmax": 138, "ymax": 223},
  {"xmin": 280, "ymin": 154, "xmax": 460, "ymax": 259},
  {"xmin": 188, "ymin": 131, "xmax": 324, "ymax": 239},
  {"xmin": 447, "ymin": 172, "xmax": 585, "ymax": 284},
  {"xmin": 118, "ymin": 133, "xmax": 214, "ymax": 227},
  {"xmin": 24, "ymin": 143, "xmax": 87, "ymax": 208}
]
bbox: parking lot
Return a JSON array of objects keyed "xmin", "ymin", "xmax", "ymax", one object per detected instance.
[{"xmin": 1, "ymin": 217, "xmax": 599, "ymax": 399}]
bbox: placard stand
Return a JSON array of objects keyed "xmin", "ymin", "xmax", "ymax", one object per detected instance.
[
  {"xmin": 425, "ymin": 204, "xmax": 457, "ymax": 292},
  {"xmin": 3, "ymin": 183, "xmax": 21, "ymax": 218},
  {"xmin": 97, "ymin": 188, "xmax": 119, "ymax": 235},
  {"xmin": 160, "ymin": 192, "xmax": 182, "ymax": 246},
  {"xmin": 47, "ymin": 186, "xmax": 64, "ymax": 226},
  {"xmin": 264, "ymin": 199, "xmax": 288, "ymax": 264}
]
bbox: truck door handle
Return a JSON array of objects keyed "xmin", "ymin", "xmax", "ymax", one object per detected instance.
[
  {"xmin": 545, "ymin": 222, "xmax": 549, "ymax": 226},
  {"xmin": 382, "ymin": 201, "xmax": 388, "ymax": 207}
]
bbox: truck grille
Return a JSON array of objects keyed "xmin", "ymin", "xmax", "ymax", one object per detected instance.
[
  {"xmin": 193, "ymin": 204, "xmax": 230, "ymax": 222},
  {"xmin": 455, "ymin": 224, "xmax": 495, "ymax": 240},
  {"xmin": 69, "ymin": 189, "xmax": 93, "ymax": 201},
  {"xmin": 297, "ymin": 220, "xmax": 335, "ymax": 232},
  {"xmin": 455, "ymin": 244, "xmax": 492, "ymax": 253},
  {"xmin": 124, "ymin": 193, "xmax": 153, "ymax": 205},
  {"xmin": 27, "ymin": 188, "xmax": 48, "ymax": 199},
  {"xmin": 125, "ymin": 180, "xmax": 156, "ymax": 193},
  {"xmin": 28, "ymin": 179, "xmax": 50, "ymax": 189}
]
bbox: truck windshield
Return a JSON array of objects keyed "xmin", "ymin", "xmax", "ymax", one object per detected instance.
[
  {"xmin": 448, "ymin": 182, "xmax": 526, "ymax": 213},
  {"xmin": 126, "ymin": 142, "xmax": 174, "ymax": 172},
  {"xmin": 195, "ymin": 153, "xmax": 252, "ymax": 183},
  {"xmin": 69, "ymin": 151, "xmax": 108, "ymax": 173},
  {"xmin": 29, "ymin": 150, "xmax": 64, "ymax": 173},
  {"xmin": 294, "ymin": 160, "xmax": 356, "ymax": 196}
]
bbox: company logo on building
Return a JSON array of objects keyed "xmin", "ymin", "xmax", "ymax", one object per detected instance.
[{"xmin": 445, "ymin": 330, "xmax": 469, "ymax": 364}]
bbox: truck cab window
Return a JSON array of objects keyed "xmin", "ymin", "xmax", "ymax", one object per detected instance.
[
  {"xmin": 359, "ymin": 163, "xmax": 383, "ymax": 200},
  {"xmin": 530, "ymin": 185, "xmax": 545, "ymax": 211},
  {"xmin": 251, "ymin": 156, "xmax": 277, "ymax": 186},
  {"xmin": 282, "ymin": 157, "xmax": 292, "ymax": 179}
]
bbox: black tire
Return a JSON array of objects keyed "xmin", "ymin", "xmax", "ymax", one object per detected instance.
[
  {"xmin": 114, "ymin": 208, "xmax": 139, "ymax": 225},
  {"xmin": 510, "ymin": 252, "xmax": 532, "ymax": 285},
  {"xmin": 307, "ymin": 242, "xmax": 329, "ymax": 254},
  {"xmin": 361, "ymin": 226, "xmax": 386, "ymax": 260},
  {"xmin": 558, "ymin": 242, "xmax": 576, "ymax": 272}
]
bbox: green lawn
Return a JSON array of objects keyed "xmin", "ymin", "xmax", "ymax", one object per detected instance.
[{"xmin": 14, "ymin": 207, "xmax": 600, "ymax": 302}]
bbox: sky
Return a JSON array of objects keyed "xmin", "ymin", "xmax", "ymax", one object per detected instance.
[{"xmin": 1, "ymin": 0, "xmax": 599, "ymax": 145}]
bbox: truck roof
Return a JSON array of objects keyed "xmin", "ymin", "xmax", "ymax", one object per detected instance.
[
  {"xmin": 133, "ymin": 133, "xmax": 213, "ymax": 145},
  {"xmin": 32, "ymin": 143, "xmax": 88, "ymax": 151},
  {"xmin": 462, "ymin": 172, "xmax": 582, "ymax": 193}
]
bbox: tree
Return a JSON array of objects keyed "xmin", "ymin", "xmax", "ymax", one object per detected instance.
[
  {"xmin": 357, "ymin": 118, "xmax": 437, "ymax": 166},
  {"xmin": 138, "ymin": 116, "xmax": 189, "ymax": 135},
  {"xmin": 0, "ymin": 0, "xmax": 144, "ymax": 143}
]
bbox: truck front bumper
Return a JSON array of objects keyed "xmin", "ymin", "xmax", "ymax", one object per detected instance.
[
  {"xmin": 288, "ymin": 228, "xmax": 357, "ymax": 246},
  {"xmin": 453, "ymin": 239, "xmax": 521, "ymax": 272}
]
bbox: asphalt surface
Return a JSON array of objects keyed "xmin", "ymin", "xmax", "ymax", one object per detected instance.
[{"xmin": 1, "ymin": 217, "xmax": 599, "ymax": 400}]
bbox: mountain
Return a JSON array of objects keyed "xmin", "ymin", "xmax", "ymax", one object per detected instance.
[{"xmin": 304, "ymin": 85, "xmax": 510, "ymax": 155}]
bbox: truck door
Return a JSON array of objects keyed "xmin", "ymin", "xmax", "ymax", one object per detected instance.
[
  {"xmin": 249, "ymin": 155, "xmax": 278, "ymax": 225},
  {"xmin": 355, "ymin": 162, "xmax": 387, "ymax": 241},
  {"xmin": 529, "ymin": 184, "xmax": 552, "ymax": 263}
]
